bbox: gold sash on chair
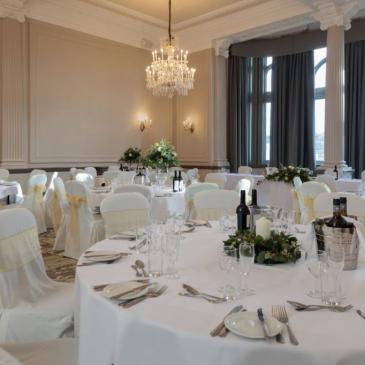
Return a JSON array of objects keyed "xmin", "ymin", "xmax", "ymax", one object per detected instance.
[
  {"xmin": 67, "ymin": 194, "xmax": 87, "ymax": 244},
  {"xmin": 27, "ymin": 184, "xmax": 46, "ymax": 232},
  {"xmin": 303, "ymin": 196, "xmax": 315, "ymax": 223},
  {"xmin": 0, "ymin": 227, "xmax": 41, "ymax": 272}
]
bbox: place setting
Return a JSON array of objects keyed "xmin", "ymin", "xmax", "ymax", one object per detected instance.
[{"xmin": 77, "ymin": 250, "xmax": 131, "ymax": 266}]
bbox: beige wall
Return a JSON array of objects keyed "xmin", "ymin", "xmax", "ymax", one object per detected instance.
[{"xmin": 0, "ymin": 18, "xmax": 171, "ymax": 169}]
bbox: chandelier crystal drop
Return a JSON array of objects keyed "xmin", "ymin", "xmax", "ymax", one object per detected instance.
[{"xmin": 145, "ymin": 0, "xmax": 196, "ymax": 98}]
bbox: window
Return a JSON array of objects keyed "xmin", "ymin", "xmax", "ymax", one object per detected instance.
[
  {"xmin": 263, "ymin": 57, "xmax": 272, "ymax": 162},
  {"xmin": 314, "ymin": 47, "xmax": 327, "ymax": 164}
]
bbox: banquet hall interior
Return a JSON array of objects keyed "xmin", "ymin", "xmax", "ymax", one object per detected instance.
[{"xmin": 1, "ymin": 0, "xmax": 365, "ymax": 364}]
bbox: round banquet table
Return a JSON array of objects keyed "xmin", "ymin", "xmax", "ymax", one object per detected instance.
[
  {"xmin": 87, "ymin": 186, "xmax": 185, "ymax": 221},
  {"xmin": 335, "ymin": 179, "xmax": 363, "ymax": 194},
  {"xmin": 222, "ymin": 173, "xmax": 265, "ymax": 190},
  {"xmin": 76, "ymin": 223, "xmax": 365, "ymax": 365}
]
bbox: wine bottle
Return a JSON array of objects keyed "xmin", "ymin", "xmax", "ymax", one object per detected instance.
[
  {"xmin": 178, "ymin": 170, "xmax": 183, "ymax": 192},
  {"xmin": 172, "ymin": 171, "xmax": 178, "ymax": 192},
  {"xmin": 339, "ymin": 197, "xmax": 347, "ymax": 216},
  {"xmin": 236, "ymin": 190, "xmax": 250, "ymax": 232},
  {"xmin": 333, "ymin": 165, "xmax": 339, "ymax": 180},
  {"xmin": 325, "ymin": 198, "xmax": 348, "ymax": 228},
  {"xmin": 249, "ymin": 189, "xmax": 258, "ymax": 231}
]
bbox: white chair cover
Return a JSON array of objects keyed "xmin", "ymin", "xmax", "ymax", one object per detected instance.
[
  {"xmin": 44, "ymin": 172, "xmax": 59, "ymax": 229},
  {"xmin": 103, "ymin": 170, "xmax": 121, "ymax": 183},
  {"xmin": 75, "ymin": 172, "xmax": 94, "ymax": 189},
  {"xmin": 194, "ymin": 190, "xmax": 239, "ymax": 220},
  {"xmin": 0, "ymin": 348, "xmax": 22, "ymax": 365},
  {"xmin": 0, "ymin": 208, "xmax": 73, "ymax": 343},
  {"xmin": 116, "ymin": 171, "xmax": 136, "ymax": 185},
  {"xmin": 69, "ymin": 168, "xmax": 84, "ymax": 180},
  {"xmin": 113, "ymin": 185, "xmax": 152, "ymax": 203},
  {"xmin": 314, "ymin": 192, "xmax": 365, "ymax": 225},
  {"xmin": 22, "ymin": 174, "xmax": 47, "ymax": 234},
  {"xmin": 235, "ymin": 178, "xmax": 252, "ymax": 204},
  {"xmin": 100, "ymin": 193, "xmax": 150, "ymax": 237},
  {"xmin": 63, "ymin": 181, "xmax": 104, "ymax": 259},
  {"xmin": 2, "ymin": 338, "xmax": 78, "ymax": 365},
  {"xmin": 204, "ymin": 173, "xmax": 227, "ymax": 189},
  {"xmin": 185, "ymin": 183, "xmax": 219, "ymax": 219},
  {"xmin": 29, "ymin": 170, "xmax": 47, "ymax": 178},
  {"xmin": 84, "ymin": 167, "xmax": 97, "ymax": 179},
  {"xmin": 107, "ymin": 165, "xmax": 120, "ymax": 171},
  {"xmin": 53, "ymin": 178, "xmax": 68, "ymax": 251},
  {"xmin": 238, "ymin": 166, "xmax": 252, "ymax": 174},
  {"xmin": 315, "ymin": 174, "xmax": 336, "ymax": 192},
  {"xmin": 0, "ymin": 168, "xmax": 10, "ymax": 181},
  {"xmin": 298, "ymin": 181, "xmax": 331, "ymax": 224},
  {"xmin": 265, "ymin": 167, "xmax": 278, "ymax": 176},
  {"xmin": 324, "ymin": 167, "xmax": 337, "ymax": 177}
]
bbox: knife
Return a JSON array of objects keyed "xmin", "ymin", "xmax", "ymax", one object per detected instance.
[
  {"xmin": 210, "ymin": 305, "xmax": 243, "ymax": 336},
  {"xmin": 356, "ymin": 309, "xmax": 365, "ymax": 320},
  {"xmin": 257, "ymin": 308, "xmax": 272, "ymax": 340}
]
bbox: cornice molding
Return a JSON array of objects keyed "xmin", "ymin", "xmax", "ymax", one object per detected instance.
[
  {"xmin": 0, "ymin": 0, "xmax": 28, "ymax": 22},
  {"xmin": 214, "ymin": 38, "xmax": 233, "ymax": 58},
  {"xmin": 300, "ymin": 0, "xmax": 364, "ymax": 30}
]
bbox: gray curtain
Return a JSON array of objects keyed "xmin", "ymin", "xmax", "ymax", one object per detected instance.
[
  {"xmin": 227, "ymin": 56, "xmax": 250, "ymax": 171},
  {"xmin": 270, "ymin": 51, "xmax": 315, "ymax": 170},
  {"xmin": 345, "ymin": 40, "xmax": 365, "ymax": 178}
]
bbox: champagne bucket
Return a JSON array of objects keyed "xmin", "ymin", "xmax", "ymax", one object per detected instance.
[
  {"xmin": 314, "ymin": 222, "xmax": 359, "ymax": 270},
  {"xmin": 134, "ymin": 173, "xmax": 145, "ymax": 185}
]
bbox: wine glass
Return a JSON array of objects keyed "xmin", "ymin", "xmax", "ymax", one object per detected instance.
[
  {"xmin": 238, "ymin": 242, "xmax": 255, "ymax": 296},
  {"xmin": 306, "ymin": 250, "xmax": 328, "ymax": 298},
  {"xmin": 217, "ymin": 246, "xmax": 238, "ymax": 300}
]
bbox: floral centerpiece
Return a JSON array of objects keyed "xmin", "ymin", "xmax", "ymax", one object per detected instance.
[
  {"xmin": 223, "ymin": 230, "xmax": 301, "ymax": 265},
  {"xmin": 143, "ymin": 139, "xmax": 179, "ymax": 171},
  {"xmin": 119, "ymin": 147, "xmax": 142, "ymax": 169},
  {"xmin": 266, "ymin": 165, "xmax": 311, "ymax": 184}
]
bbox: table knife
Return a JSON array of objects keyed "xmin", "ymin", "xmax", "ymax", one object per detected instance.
[
  {"xmin": 257, "ymin": 308, "xmax": 272, "ymax": 340},
  {"xmin": 210, "ymin": 305, "xmax": 243, "ymax": 336}
]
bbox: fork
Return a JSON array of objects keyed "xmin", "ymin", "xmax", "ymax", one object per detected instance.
[
  {"xmin": 272, "ymin": 306, "xmax": 285, "ymax": 344},
  {"xmin": 273, "ymin": 305, "xmax": 299, "ymax": 346},
  {"xmin": 120, "ymin": 285, "xmax": 168, "ymax": 308}
]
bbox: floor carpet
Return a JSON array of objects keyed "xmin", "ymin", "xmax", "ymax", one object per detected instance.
[{"xmin": 39, "ymin": 230, "xmax": 76, "ymax": 283}]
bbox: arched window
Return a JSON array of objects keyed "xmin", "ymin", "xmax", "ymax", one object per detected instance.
[{"xmin": 314, "ymin": 47, "xmax": 327, "ymax": 164}]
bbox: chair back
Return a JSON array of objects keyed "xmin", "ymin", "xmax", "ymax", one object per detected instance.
[
  {"xmin": 315, "ymin": 174, "xmax": 336, "ymax": 192},
  {"xmin": 194, "ymin": 189, "xmax": 239, "ymax": 220},
  {"xmin": 204, "ymin": 173, "xmax": 227, "ymax": 189},
  {"xmin": 0, "ymin": 168, "xmax": 9, "ymax": 181},
  {"xmin": 30, "ymin": 169, "xmax": 47, "ymax": 178},
  {"xmin": 100, "ymin": 192, "xmax": 150, "ymax": 237},
  {"xmin": 85, "ymin": 167, "xmax": 97, "ymax": 178},
  {"xmin": 186, "ymin": 168, "xmax": 199, "ymax": 184},
  {"xmin": 114, "ymin": 184, "xmax": 152, "ymax": 202},
  {"xmin": 185, "ymin": 183, "xmax": 219, "ymax": 219},
  {"xmin": 235, "ymin": 178, "xmax": 253, "ymax": 204},
  {"xmin": 44, "ymin": 172, "xmax": 59, "ymax": 229},
  {"xmin": 108, "ymin": 165, "xmax": 120, "ymax": 171},
  {"xmin": 103, "ymin": 170, "xmax": 121, "ymax": 183},
  {"xmin": 265, "ymin": 167, "xmax": 278, "ymax": 176},
  {"xmin": 0, "ymin": 208, "xmax": 52, "ymax": 308},
  {"xmin": 238, "ymin": 166, "xmax": 252, "ymax": 174},
  {"xmin": 298, "ymin": 181, "xmax": 331, "ymax": 223},
  {"xmin": 117, "ymin": 171, "xmax": 136, "ymax": 185},
  {"xmin": 75, "ymin": 172, "xmax": 94, "ymax": 189},
  {"xmin": 69, "ymin": 168, "xmax": 84, "ymax": 180}
]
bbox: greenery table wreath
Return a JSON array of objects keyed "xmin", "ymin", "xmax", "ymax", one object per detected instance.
[
  {"xmin": 224, "ymin": 230, "xmax": 301, "ymax": 265},
  {"xmin": 265, "ymin": 165, "xmax": 312, "ymax": 184}
]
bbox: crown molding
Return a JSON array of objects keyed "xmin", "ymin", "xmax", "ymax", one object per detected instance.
[
  {"xmin": 0, "ymin": 0, "xmax": 28, "ymax": 22},
  {"xmin": 300, "ymin": 0, "xmax": 365, "ymax": 30}
]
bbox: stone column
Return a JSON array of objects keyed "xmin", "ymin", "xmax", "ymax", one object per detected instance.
[{"xmin": 323, "ymin": 25, "xmax": 346, "ymax": 169}]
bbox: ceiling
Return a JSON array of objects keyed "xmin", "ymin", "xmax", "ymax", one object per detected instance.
[{"xmin": 84, "ymin": 0, "xmax": 245, "ymax": 24}]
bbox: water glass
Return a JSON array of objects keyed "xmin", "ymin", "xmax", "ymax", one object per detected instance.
[
  {"xmin": 165, "ymin": 233, "xmax": 180, "ymax": 279},
  {"xmin": 147, "ymin": 224, "xmax": 164, "ymax": 277},
  {"xmin": 321, "ymin": 245, "xmax": 345, "ymax": 306},
  {"xmin": 174, "ymin": 214, "xmax": 185, "ymax": 241},
  {"xmin": 217, "ymin": 246, "xmax": 239, "ymax": 300},
  {"xmin": 306, "ymin": 250, "xmax": 328, "ymax": 298},
  {"xmin": 238, "ymin": 242, "xmax": 255, "ymax": 296}
]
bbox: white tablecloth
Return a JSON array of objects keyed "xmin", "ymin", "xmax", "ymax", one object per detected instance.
[
  {"xmin": 223, "ymin": 173, "xmax": 265, "ymax": 190},
  {"xmin": 76, "ymin": 223, "xmax": 365, "ymax": 365},
  {"xmin": 257, "ymin": 180, "xmax": 295, "ymax": 211},
  {"xmin": 88, "ymin": 187, "xmax": 185, "ymax": 222},
  {"xmin": 335, "ymin": 179, "xmax": 363, "ymax": 194}
]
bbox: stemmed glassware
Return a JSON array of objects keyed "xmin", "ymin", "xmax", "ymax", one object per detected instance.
[
  {"xmin": 175, "ymin": 214, "xmax": 185, "ymax": 241},
  {"xmin": 238, "ymin": 242, "xmax": 255, "ymax": 296},
  {"xmin": 165, "ymin": 233, "xmax": 180, "ymax": 279},
  {"xmin": 217, "ymin": 246, "xmax": 238, "ymax": 300}
]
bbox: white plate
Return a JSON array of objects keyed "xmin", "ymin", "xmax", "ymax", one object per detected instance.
[
  {"xmin": 224, "ymin": 311, "xmax": 283, "ymax": 339},
  {"xmin": 82, "ymin": 254, "xmax": 121, "ymax": 263},
  {"xmin": 102, "ymin": 281, "xmax": 157, "ymax": 300},
  {"xmin": 84, "ymin": 250, "xmax": 121, "ymax": 258}
]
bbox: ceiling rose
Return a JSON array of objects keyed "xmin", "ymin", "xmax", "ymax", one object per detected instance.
[{"xmin": 145, "ymin": 0, "xmax": 196, "ymax": 98}]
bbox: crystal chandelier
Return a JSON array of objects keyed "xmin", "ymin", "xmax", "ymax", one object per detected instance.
[{"xmin": 145, "ymin": 0, "xmax": 196, "ymax": 98}]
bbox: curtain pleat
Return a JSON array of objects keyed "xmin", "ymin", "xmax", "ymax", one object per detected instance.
[
  {"xmin": 270, "ymin": 51, "xmax": 315, "ymax": 170},
  {"xmin": 345, "ymin": 40, "xmax": 365, "ymax": 178}
]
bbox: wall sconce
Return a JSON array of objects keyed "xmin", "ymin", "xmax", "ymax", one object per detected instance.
[
  {"xmin": 183, "ymin": 119, "xmax": 194, "ymax": 133},
  {"xmin": 139, "ymin": 118, "xmax": 152, "ymax": 132}
]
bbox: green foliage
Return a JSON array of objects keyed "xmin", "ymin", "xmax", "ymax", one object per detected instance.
[
  {"xmin": 143, "ymin": 139, "xmax": 180, "ymax": 170},
  {"xmin": 266, "ymin": 165, "xmax": 312, "ymax": 184},
  {"xmin": 223, "ymin": 230, "xmax": 301, "ymax": 265},
  {"xmin": 119, "ymin": 147, "xmax": 142, "ymax": 163}
]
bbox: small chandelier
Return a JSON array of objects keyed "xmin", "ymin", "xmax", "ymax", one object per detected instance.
[{"xmin": 145, "ymin": 0, "xmax": 196, "ymax": 98}]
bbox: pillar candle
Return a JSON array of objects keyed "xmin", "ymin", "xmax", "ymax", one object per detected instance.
[{"xmin": 256, "ymin": 217, "xmax": 271, "ymax": 240}]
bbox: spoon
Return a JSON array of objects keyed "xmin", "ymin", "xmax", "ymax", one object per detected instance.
[{"xmin": 131, "ymin": 264, "xmax": 142, "ymax": 277}]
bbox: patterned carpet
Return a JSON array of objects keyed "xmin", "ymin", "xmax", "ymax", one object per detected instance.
[{"xmin": 39, "ymin": 230, "xmax": 77, "ymax": 283}]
